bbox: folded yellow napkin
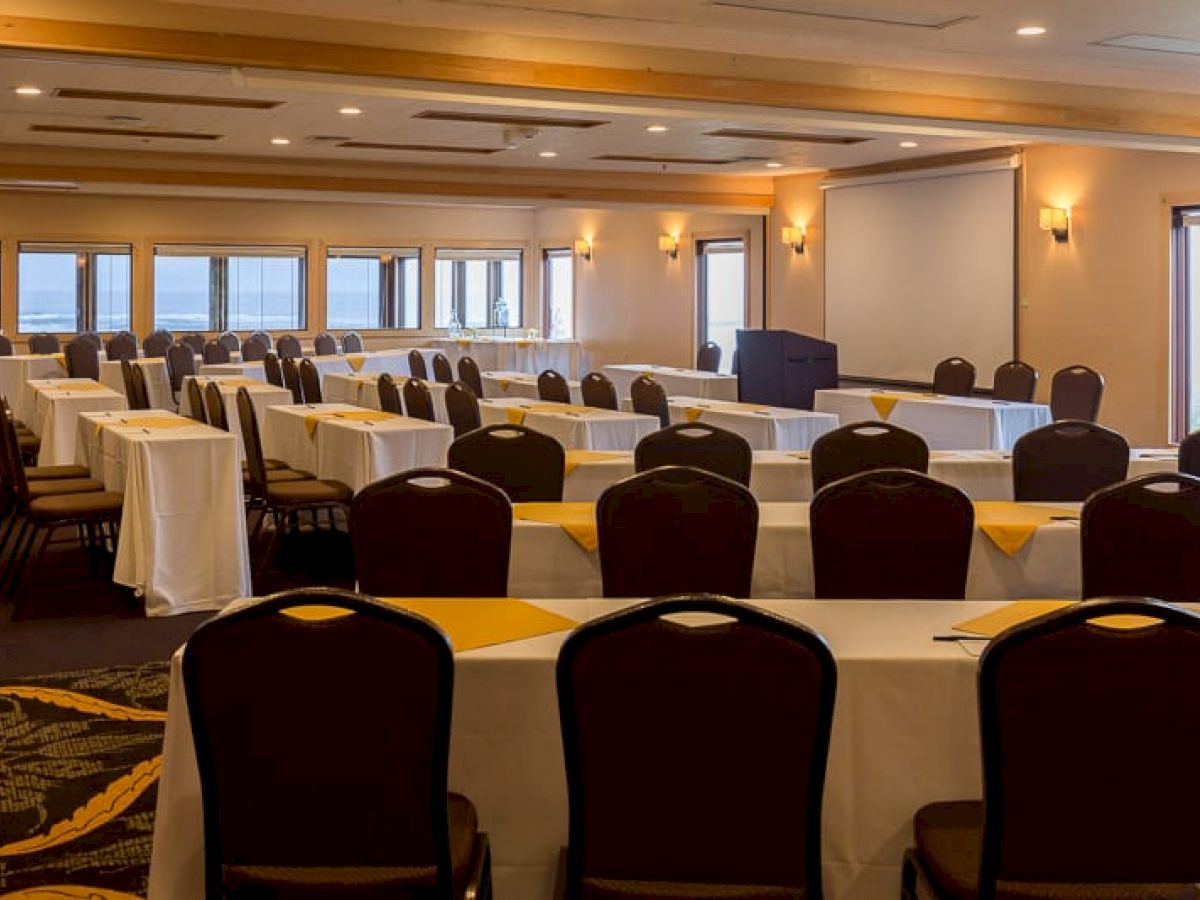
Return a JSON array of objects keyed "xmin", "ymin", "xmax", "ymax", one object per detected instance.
[
  {"xmin": 345, "ymin": 354, "xmax": 367, "ymax": 372},
  {"xmin": 973, "ymin": 501, "xmax": 1075, "ymax": 556},
  {"xmin": 506, "ymin": 403, "xmax": 591, "ymax": 426},
  {"xmin": 53, "ymin": 353, "xmax": 66, "ymax": 368},
  {"xmin": 516, "ymin": 340, "xmax": 532, "ymax": 348},
  {"xmin": 513, "ymin": 501, "xmax": 598, "ymax": 552},
  {"xmin": 498, "ymin": 378, "xmax": 512, "ymax": 391},
  {"xmin": 95, "ymin": 415, "xmax": 197, "ymax": 435},
  {"xmin": 304, "ymin": 409, "xmax": 398, "ymax": 437},
  {"xmin": 207, "ymin": 377, "xmax": 263, "ymax": 389},
  {"xmin": 505, "ymin": 407, "xmax": 527, "ymax": 426},
  {"xmin": 685, "ymin": 401, "xmax": 770, "ymax": 422},
  {"xmin": 868, "ymin": 391, "xmax": 933, "ymax": 420},
  {"xmin": 564, "ymin": 449, "xmax": 628, "ymax": 475},
  {"xmin": 456, "ymin": 339, "xmax": 471, "ymax": 348},
  {"xmin": 44, "ymin": 380, "xmax": 109, "ymax": 392},
  {"xmin": 954, "ymin": 600, "xmax": 1160, "ymax": 637}
]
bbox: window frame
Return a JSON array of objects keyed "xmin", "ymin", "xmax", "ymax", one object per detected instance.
[
  {"xmin": 695, "ymin": 236, "xmax": 749, "ymax": 372},
  {"xmin": 16, "ymin": 241, "xmax": 133, "ymax": 334},
  {"xmin": 326, "ymin": 246, "xmax": 422, "ymax": 331},
  {"xmin": 434, "ymin": 247, "xmax": 524, "ymax": 330},
  {"xmin": 541, "ymin": 246, "xmax": 575, "ymax": 339}
]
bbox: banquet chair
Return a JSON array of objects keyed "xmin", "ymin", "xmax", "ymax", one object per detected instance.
[
  {"xmin": 1011, "ymin": 420, "xmax": 1129, "ymax": 502},
  {"xmin": 810, "ymin": 468, "xmax": 973, "ymax": 599},
  {"xmin": 1081, "ymin": 473, "xmax": 1200, "ymax": 603},
  {"xmin": 557, "ymin": 594, "xmax": 835, "ymax": 900},
  {"xmin": 240, "ymin": 336, "xmax": 268, "ymax": 363},
  {"xmin": 27, "ymin": 333, "xmax": 60, "ymax": 354},
  {"xmin": 377, "ymin": 373, "xmax": 403, "ymax": 415},
  {"xmin": 298, "ymin": 358, "xmax": 322, "ymax": 403},
  {"xmin": 64, "ymin": 335, "xmax": 101, "ymax": 380},
  {"xmin": 142, "ymin": 330, "xmax": 172, "ymax": 358},
  {"xmin": 183, "ymin": 587, "xmax": 492, "ymax": 900},
  {"xmin": 598, "ymin": 466, "xmax": 757, "ymax": 598},
  {"xmin": 445, "ymin": 382, "xmax": 481, "ymax": 438},
  {"xmin": 313, "ymin": 332, "xmax": 338, "ymax": 356},
  {"xmin": 457, "ymin": 355, "xmax": 484, "ymax": 397},
  {"xmin": 120, "ymin": 359, "xmax": 150, "ymax": 411},
  {"xmin": 448, "ymin": 424, "xmax": 564, "ymax": 502},
  {"xmin": 408, "ymin": 349, "xmax": 429, "ymax": 380},
  {"xmin": 217, "ymin": 331, "xmax": 240, "ymax": 353},
  {"xmin": 281, "ymin": 357, "xmax": 304, "ymax": 403},
  {"xmin": 932, "ymin": 356, "xmax": 976, "ymax": 396},
  {"xmin": 696, "ymin": 340, "xmax": 722, "ymax": 372},
  {"xmin": 1050, "ymin": 364, "xmax": 1104, "ymax": 422},
  {"xmin": 184, "ymin": 378, "xmax": 207, "ymax": 423},
  {"xmin": 79, "ymin": 331, "xmax": 102, "ymax": 350},
  {"xmin": 1180, "ymin": 430, "xmax": 1200, "ymax": 477},
  {"xmin": 219, "ymin": 384, "xmax": 288, "ymax": 479},
  {"xmin": 580, "ymin": 371, "xmax": 618, "ymax": 410},
  {"xmin": 165, "ymin": 342, "xmax": 197, "ymax": 405},
  {"xmin": 992, "ymin": 359, "xmax": 1038, "ymax": 403},
  {"xmin": 432, "ymin": 353, "xmax": 454, "ymax": 384},
  {"xmin": 810, "ymin": 421, "xmax": 929, "ymax": 493},
  {"xmin": 181, "ymin": 333, "xmax": 207, "ymax": 354},
  {"xmin": 350, "ymin": 468, "xmax": 511, "ymax": 596},
  {"xmin": 630, "ymin": 374, "xmax": 670, "ymax": 428},
  {"xmin": 203, "ymin": 381, "xmax": 228, "ymax": 431},
  {"xmin": 104, "ymin": 331, "xmax": 137, "ymax": 362},
  {"xmin": 202, "ymin": 340, "xmax": 230, "ymax": 365},
  {"xmin": 538, "ymin": 369, "xmax": 572, "ymax": 404},
  {"xmin": 341, "ymin": 331, "xmax": 364, "ymax": 354},
  {"xmin": 403, "ymin": 378, "xmax": 436, "ymax": 422},
  {"xmin": 275, "ymin": 334, "xmax": 303, "ymax": 359},
  {"xmin": 902, "ymin": 597, "xmax": 1200, "ymax": 900},
  {"xmin": 248, "ymin": 330, "xmax": 272, "ymax": 351},
  {"xmin": 634, "ymin": 423, "xmax": 752, "ymax": 486},
  {"xmin": 262, "ymin": 352, "xmax": 284, "ymax": 388},
  {"xmin": 0, "ymin": 334, "xmax": 11, "ymax": 356}
]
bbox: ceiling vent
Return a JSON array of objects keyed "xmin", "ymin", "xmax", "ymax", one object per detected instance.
[
  {"xmin": 1094, "ymin": 33, "xmax": 1200, "ymax": 57},
  {"xmin": 593, "ymin": 154, "xmax": 764, "ymax": 165},
  {"xmin": 339, "ymin": 141, "xmax": 502, "ymax": 154},
  {"xmin": 415, "ymin": 111, "xmax": 607, "ymax": 128},
  {"xmin": 711, "ymin": 1, "xmax": 973, "ymax": 29},
  {"xmin": 30, "ymin": 124, "xmax": 221, "ymax": 140},
  {"xmin": 54, "ymin": 88, "xmax": 281, "ymax": 109},
  {"xmin": 706, "ymin": 128, "xmax": 871, "ymax": 144}
]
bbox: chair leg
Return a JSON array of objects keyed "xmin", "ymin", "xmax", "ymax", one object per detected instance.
[
  {"xmin": 3, "ymin": 520, "xmax": 36, "ymax": 597},
  {"xmin": 10, "ymin": 525, "xmax": 49, "ymax": 614}
]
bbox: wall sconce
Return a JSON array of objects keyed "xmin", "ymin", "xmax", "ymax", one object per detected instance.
[
  {"xmin": 781, "ymin": 224, "xmax": 806, "ymax": 255},
  {"xmin": 573, "ymin": 238, "xmax": 593, "ymax": 261},
  {"xmin": 1039, "ymin": 207, "xmax": 1070, "ymax": 243},
  {"xmin": 658, "ymin": 233, "xmax": 679, "ymax": 259}
]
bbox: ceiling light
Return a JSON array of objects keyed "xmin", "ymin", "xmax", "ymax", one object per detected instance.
[
  {"xmin": 270, "ymin": 137, "xmax": 290, "ymax": 145},
  {"xmin": 338, "ymin": 106, "xmax": 363, "ymax": 116},
  {"xmin": 765, "ymin": 161, "xmax": 783, "ymax": 169},
  {"xmin": 538, "ymin": 150, "xmax": 558, "ymax": 158},
  {"xmin": 646, "ymin": 124, "xmax": 669, "ymax": 133},
  {"xmin": 900, "ymin": 141, "xmax": 919, "ymax": 148},
  {"xmin": 14, "ymin": 85, "xmax": 43, "ymax": 96},
  {"xmin": 1016, "ymin": 25, "xmax": 1047, "ymax": 36}
]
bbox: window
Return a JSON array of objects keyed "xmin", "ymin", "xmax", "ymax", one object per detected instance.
[
  {"xmin": 1174, "ymin": 208, "xmax": 1200, "ymax": 436},
  {"xmin": 543, "ymin": 248, "xmax": 574, "ymax": 339},
  {"xmin": 435, "ymin": 248, "xmax": 522, "ymax": 329},
  {"xmin": 18, "ymin": 243, "xmax": 131, "ymax": 333},
  {"xmin": 326, "ymin": 248, "xmax": 420, "ymax": 330},
  {"xmin": 696, "ymin": 238, "xmax": 746, "ymax": 374},
  {"xmin": 154, "ymin": 245, "xmax": 306, "ymax": 332}
]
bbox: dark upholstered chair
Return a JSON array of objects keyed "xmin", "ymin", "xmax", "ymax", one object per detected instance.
[
  {"xmin": 262, "ymin": 352, "xmax": 284, "ymax": 388},
  {"xmin": 445, "ymin": 382, "xmax": 481, "ymax": 438},
  {"xmin": 181, "ymin": 333, "xmax": 206, "ymax": 354},
  {"xmin": 810, "ymin": 421, "xmax": 930, "ymax": 494},
  {"xmin": 580, "ymin": 372, "xmax": 618, "ymax": 410},
  {"xmin": 202, "ymin": 340, "xmax": 230, "ymax": 365},
  {"xmin": 377, "ymin": 373, "xmax": 403, "ymax": 415},
  {"xmin": 1181, "ymin": 430, "xmax": 1200, "ymax": 477},
  {"xmin": 903, "ymin": 597, "xmax": 1200, "ymax": 900},
  {"xmin": 811, "ymin": 468, "xmax": 974, "ymax": 599},
  {"xmin": 630, "ymin": 374, "xmax": 670, "ymax": 429},
  {"xmin": 634, "ymin": 423, "xmax": 752, "ymax": 486},
  {"xmin": 143, "ymin": 331, "xmax": 172, "ymax": 358},
  {"xmin": 1011, "ymin": 420, "xmax": 1129, "ymax": 502},
  {"xmin": 105, "ymin": 332, "xmax": 137, "ymax": 362},
  {"xmin": 597, "ymin": 466, "xmax": 758, "ymax": 598},
  {"xmin": 1082, "ymin": 473, "xmax": 1200, "ymax": 603},
  {"xmin": 403, "ymin": 378, "xmax": 436, "ymax": 422},
  {"xmin": 204, "ymin": 381, "xmax": 228, "ymax": 432},
  {"xmin": 217, "ymin": 331, "xmax": 240, "ymax": 353},
  {"xmin": 448, "ymin": 424, "xmax": 564, "ymax": 502},
  {"xmin": 350, "ymin": 469, "xmax": 511, "ymax": 597},
  {"xmin": 64, "ymin": 335, "xmax": 100, "ymax": 380},
  {"xmin": 248, "ymin": 330, "xmax": 272, "ymax": 351},
  {"xmin": 27, "ymin": 333, "xmax": 60, "ymax": 354},
  {"xmin": 408, "ymin": 349, "xmax": 429, "ymax": 380},
  {"xmin": 275, "ymin": 334, "xmax": 303, "ymax": 359},
  {"xmin": 0, "ymin": 335, "xmax": 12, "ymax": 357},
  {"xmin": 558, "ymin": 594, "xmax": 835, "ymax": 900},
  {"xmin": 992, "ymin": 360, "xmax": 1038, "ymax": 403},
  {"xmin": 165, "ymin": 342, "xmax": 197, "ymax": 404},
  {"xmin": 696, "ymin": 340, "xmax": 722, "ymax": 373},
  {"xmin": 120, "ymin": 360, "xmax": 150, "ymax": 411},
  {"xmin": 457, "ymin": 356, "xmax": 484, "ymax": 397},
  {"xmin": 298, "ymin": 358, "xmax": 322, "ymax": 404},
  {"xmin": 341, "ymin": 331, "xmax": 364, "ymax": 354},
  {"xmin": 240, "ymin": 336, "xmax": 268, "ymax": 362},
  {"xmin": 78, "ymin": 332, "xmax": 102, "ymax": 350},
  {"xmin": 312, "ymin": 332, "xmax": 338, "ymax": 356},
  {"xmin": 184, "ymin": 378, "xmax": 207, "ymax": 423},
  {"xmin": 537, "ymin": 369, "xmax": 571, "ymax": 404},
  {"xmin": 1050, "ymin": 364, "xmax": 1104, "ymax": 422},
  {"xmin": 281, "ymin": 357, "xmax": 304, "ymax": 403},
  {"xmin": 932, "ymin": 356, "xmax": 976, "ymax": 396},
  {"xmin": 432, "ymin": 353, "xmax": 454, "ymax": 384},
  {"xmin": 183, "ymin": 588, "xmax": 492, "ymax": 900}
]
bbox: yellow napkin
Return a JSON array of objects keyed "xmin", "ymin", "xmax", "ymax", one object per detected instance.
[
  {"xmin": 868, "ymin": 391, "xmax": 933, "ymax": 420},
  {"xmin": 564, "ymin": 449, "xmax": 628, "ymax": 475},
  {"xmin": 505, "ymin": 403, "xmax": 591, "ymax": 426},
  {"xmin": 456, "ymin": 339, "xmax": 471, "ymax": 348},
  {"xmin": 95, "ymin": 415, "xmax": 198, "ymax": 435},
  {"xmin": 284, "ymin": 598, "xmax": 579, "ymax": 652},
  {"xmin": 346, "ymin": 354, "xmax": 367, "ymax": 372},
  {"xmin": 513, "ymin": 501, "xmax": 598, "ymax": 552},
  {"xmin": 304, "ymin": 409, "xmax": 399, "ymax": 437},
  {"xmin": 506, "ymin": 407, "xmax": 527, "ymax": 425},
  {"xmin": 206, "ymin": 377, "xmax": 262, "ymax": 389},
  {"xmin": 954, "ymin": 600, "xmax": 1160, "ymax": 637},
  {"xmin": 53, "ymin": 353, "xmax": 66, "ymax": 369},
  {"xmin": 974, "ymin": 501, "xmax": 1075, "ymax": 556},
  {"xmin": 684, "ymin": 401, "xmax": 770, "ymax": 422},
  {"xmin": 499, "ymin": 378, "xmax": 513, "ymax": 391},
  {"xmin": 44, "ymin": 380, "xmax": 109, "ymax": 392},
  {"xmin": 517, "ymin": 340, "xmax": 532, "ymax": 348}
]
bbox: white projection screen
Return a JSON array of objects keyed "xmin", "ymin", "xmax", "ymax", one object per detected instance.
[{"xmin": 824, "ymin": 164, "xmax": 1016, "ymax": 388}]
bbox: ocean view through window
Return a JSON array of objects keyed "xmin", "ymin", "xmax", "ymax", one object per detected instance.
[
  {"xmin": 18, "ymin": 243, "xmax": 131, "ymax": 333},
  {"xmin": 154, "ymin": 245, "xmax": 305, "ymax": 332},
  {"xmin": 435, "ymin": 248, "xmax": 522, "ymax": 330},
  {"xmin": 327, "ymin": 248, "xmax": 420, "ymax": 330}
]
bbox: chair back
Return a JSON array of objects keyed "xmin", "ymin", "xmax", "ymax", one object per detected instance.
[
  {"xmin": 537, "ymin": 369, "xmax": 571, "ymax": 403},
  {"xmin": 403, "ymin": 378, "xmax": 436, "ymax": 422},
  {"xmin": 166, "ymin": 342, "xmax": 197, "ymax": 395},
  {"xmin": 1181, "ymin": 430, "xmax": 1200, "ymax": 477},
  {"xmin": 341, "ymin": 331, "xmax": 364, "ymax": 354},
  {"xmin": 240, "ymin": 336, "xmax": 268, "ymax": 362},
  {"xmin": 121, "ymin": 360, "xmax": 150, "ymax": 410},
  {"xmin": 976, "ymin": 598, "xmax": 1200, "ymax": 894},
  {"xmin": 810, "ymin": 421, "xmax": 929, "ymax": 493},
  {"xmin": 1011, "ymin": 420, "xmax": 1129, "ymax": 502},
  {"xmin": 810, "ymin": 468, "xmax": 974, "ymax": 599},
  {"xmin": 28, "ymin": 333, "xmax": 60, "ymax": 354},
  {"xmin": 431, "ymin": 353, "xmax": 454, "ymax": 384},
  {"xmin": 142, "ymin": 330, "xmax": 172, "ymax": 358},
  {"xmin": 281, "ymin": 358, "xmax": 304, "ymax": 403},
  {"xmin": 445, "ymin": 382, "xmax": 481, "ymax": 438},
  {"xmin": 185, "ymin": 378, "xmax": 206, "ymax": 422},
  {"xmin": 992, "ymin": 360, "xmax": 1038, "ymax": 403},
  {"xmin": 64, "ymin": 336, "xmax": 100, "ymax": 380},
  {"xmin": 298, "ymin": 358, "xmax": 322, "ymax": 403},
  {"xmin": 183, "ymin": 588, "xmax": 459, "ymax": 898},
  {"xmin": 448, "ymin": 424, "xmax": 564, "ymax": 502},
  {"xmin": 696, "ymin": 340, "xmax": 721, "ymax": 372},
  {"xmin": 932, "ymin": 356, "xmax": 976, "ymax": 396},
  {"xmin": 408, "ymin": 349, "xmax": 429, "ymax": 380},
  {"xmin": 79, "ymin": 331, "xmax": 103, "ymax": 350},
  {"xmin": 262, "ymin": 352, "xmax": 283, "ymax": 387},
  {"xmin": 276, "ymin": 334, "xmax": 303, "ymax": 359},
  {"xmin": 635, "ymin": 423, "xmax": 752, "ymax": 486},
  {"xmin": 598, "ymin": 466, "xmax": 758, "ymax": 597},
  {"xmin": 105, "ymin": 332, "xmax": 137, "ymax": 361},
  {"xmin": 377, "ymin": 373, "xmax": 403, "ymax": 414},
  {"xmin": 248, "ymin": 330, "xmax": 272, "ymax": 350},
  {"xmin": 558, "ymin": 594, "xmax": 835, "ymax": 900},
  {"xmin": 350, "ymin": 469, "xmax": 512, "ymax": 596},
  {"xmin": 0, "ymin": 334, "xmax": 11, "ymax": 357},
  {"xmin": 217, "ymin": 331, "xmax": 240, "ymax": 352},
  {"xmin": 312, "ymin": 332, "xmax": 337, "ymax": 356},
  {"xmin": 0, "ymin": 397, "xmax": 33, "ymax": 506},
  {"xmin": 181, "ymin": 333, "xmax": 206, "ymax": 354},
  {"xmin": 202, "ymin": 340, "xmax": 230, "ymax": 365},
  {"xmin": 456, "ymin": 356, "xmax": 484, "ymax": 397},
  {"xmin": 580, "ymin": 371, "xmax": 618, "ymax": 410},
  {"xmin": 630, "ymin": 374, "xmax": 670, "ymax": 428},
  {"xmin": 236, "ymin": 387, "xmax": 270, "ymax": 497},
  {"xmin": 204, "ymin": 381, "xmax": 229, "ymax": 431},
  {"xmin": 1050, "ymin": 364, "xmax": 1104, "ymax": 422}
]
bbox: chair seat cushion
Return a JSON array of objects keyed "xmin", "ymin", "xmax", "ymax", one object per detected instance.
[
  {"xmin": 244, "ymin": 467, "xmax": 313, "ymax": 485},
  {"xmin": 266, "ymin": 478, "xmax": 352, "ymax": 506},
  {"xmin": 28, "ymin": 477, "xmax": 105, "ymax": 498},
  {"xmin": 29, "ymin": 490, "xmax": 123, "ymax": 520},
  {"xmin": 26, "ymin": 464, "xmax": 92, "ymax": 480},
  {"xmin": 581, "ymin": 880, "xmax": 803, "ymax": 899},
  {"xmin": 17, "ymin": 433, "xmax": 40, "ymax": 450}
]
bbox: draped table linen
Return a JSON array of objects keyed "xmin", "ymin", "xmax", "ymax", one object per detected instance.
[
  {"xmin": 481, "ymin": 370, "xmax": 583, "ymax": 404},
  {"xmin": 603, "ymin": 363, "xmax": 739, "ymax": 400},
  {"xmin": 0, "ymin": 353, "xmax": 68, "ymax": 423},
  {"xmin": 178, "ymin": 376, "xmax": 293, "ymax": 457},
  {"xmin": 433, "ymin": 338, "xmax": 586, "ymax": 378},
  {"xmin": 322, "ymin": 372, "xmax": 452, "ymax": 424},
  {"xmin": 658, "ymin": 396, "xmax": 839, "ymax": 450},
  {"xmin": 99, "ymin": 357, "xmax": 176, "ymax": 410},
  {"xmin": 479, "ymin": 397, "xmax": 658, "ymax": 450},
  {"xmin": 30, "ymin": 378, "xmax": 127, "ymax": 466}
]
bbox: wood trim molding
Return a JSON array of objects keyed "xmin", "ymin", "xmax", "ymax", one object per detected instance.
[{"xmin": 824, "ymin": 147, "xmax": 1019, "ymax": 180}]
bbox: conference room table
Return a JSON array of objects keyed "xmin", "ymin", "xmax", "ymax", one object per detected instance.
[
  {"xmin": 260, "ymin": 402, "xmax": 453, "ymax": 492},
  {"xmin": 433, "ymin": 337, "xmax": 586, "ymax": 378},
  {"xmin": 479, "ymin": 397, "xmax": 659, "ymax": 450},
  {"xmin": 28, "ymin": 378, "xmax": 126, "ymax": 466},
  {"xmin": 149, "ymin": 597, "xmax": 1070, "ymax": 900},
  {"xmin": 178, "ymin": 375, "xmax": 293, "ymax": 456},
  {"xmin": 98, "ymin": 357, "xmax": 176, "ymax": 410},
  {"xmin": 653, "ymin": 396, "xmax": 840, "ymax": 450},
  {"xmin": 199, "ymin": 356, "xmax": 353, "ymax": 384},
  {"xmin": 481, "ymin": 370, "xmax": 584, "ymax": 404},
  {"xmin": 603, "ymin": 363, "xmax": 739, "ymax": 400},
  {"xmin": 814, "ymin": 388, "xmax": 1052, "ymax": 450},
  {"xmin": 0, "ymin": 352, "xmax": 67, "ymax": 423},
  {"xmin": 342, "ymin": 348, "xmax": 424, "ymax": 376},
  {"xmin": 323, "ymin": 372, "xmax": 452, "ymax": 424},
  {"xmin": 74, "ymin": 409, "xmax": 250, "ymax": 616}
]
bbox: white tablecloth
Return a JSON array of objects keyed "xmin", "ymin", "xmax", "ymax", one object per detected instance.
[
  {"xmin": 178, "ymin": 376, "xmax": 293, "ymax": 457},
  {"xmin": 433, "ymin": 338, "xmax": 586, "ymax": 378},
  {"xmin": 663, "ymin": 396, "xmax": 839, "ymax": 450},
  {"xmin": 323, "ymin": 373, "xmax": 451, "ymax": 424},
  {"xmin": 0, "ymin": 353, "xmax": 67, "ymax": 422},
  {"xmin": 150, "ymin": 597, "xmax": 1035, "ymax": 900},
  {"xmin": 200, "ymin": 356, "xmax": 353, "ymax": 387},
  {"xmin": 344, "ymin": 348, "xmax": 433, "ymax": 377},
  {"xmin": 261, "ymin": 402, "xmax": 452, "ymax": 492},
  {"xmin": 480, "ymin": 398, "xmax": 658, "ymax": 450},
  {"xmin": 29, "ymin": 378, "xmax": 127, "ymax": 466},
  {"xmin": 482, "ymin": 371, "xmax": 583, "ymax": 404},
  {"xmin": 99, "ymin": 358, "xmax": 177, "ymax": 410},
  {"xmin": 814, "ymin": 389, "xmax": 1051, "ymax": 451},
  {"xmin": 74, "ymin": 410, "xmax": 250, "ymax": 615},
  {"xmin": 603, "ymin": 364, "xmax": 739, "ymax": 401}
]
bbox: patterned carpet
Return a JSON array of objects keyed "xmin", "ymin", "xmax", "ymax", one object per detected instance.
[{"xmin": 0, "ymin": 662, "xmax": 168, "ymax": 899}]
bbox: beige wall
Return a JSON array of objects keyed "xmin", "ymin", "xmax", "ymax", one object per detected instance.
[{"xmin": 768, "ymin": 172, "xmax": 825, "ymax": 337}]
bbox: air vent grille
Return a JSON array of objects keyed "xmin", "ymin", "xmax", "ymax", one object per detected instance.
[
  {"xmin": 594, "ymin": 154, "xmax": 763, "ymax": 165},
  {"xmin": 706, "ymin": 128, "xmax": 870, "ymax": 144},
  {"xmin": 711, "ymin": 1, "xmax": 972, "ymax": 28},
  {"xmin": 30, "ymin": 124, "xmax": 221, "ymax": 140},
  {"xmin": 339, "ymin": 141, "xmax": 502, "ymax": 154},
  {"xmin": 54, "ymin": 88, "xmax": 281, "ymax": 109},
  {"xmin": 415, "ymin": 111, "xmax": 607, "ymax": 128}
]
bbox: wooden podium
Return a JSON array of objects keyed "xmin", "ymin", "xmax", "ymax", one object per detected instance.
[{"xmin": 735, "ymin": 330, "xmax": 838, "ymax": 410}]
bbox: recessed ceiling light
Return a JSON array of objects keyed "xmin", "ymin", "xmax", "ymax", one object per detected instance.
[
  {"xmin": 765, "ymin": 161, "xmax": 783, "ymax": 169},
  {"xmin": 339, "ymin": 106, "xmax": 363, "ymax": 116},
  {"xmin": 538, "ymin": 150, "xmax": 558, "ymax": 158},
  {"xmin": 900, "ymin": 141, "xmax": 919, "ymax": 148},
  {"xmin": 646, "ymin": 124, "xmax": 669, "ymax": 133},
  {"xmin": 270, "ymin": 137, "xmax": 291, "ymax": 145},
  {"xmin": 14, "ymin": 85, "xmax": 42, "ymax": 96},
  {"xmin": 1016, "ymin": 25, "xmax": 1047, "ymax": 36}
]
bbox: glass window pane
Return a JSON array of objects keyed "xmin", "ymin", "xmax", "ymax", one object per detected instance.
[
  {"xmin": 499, "ymin": 259, "xmax": 521, "ymax": 328},
  {"xmin": 228, "ymin": 256, "xmax": 304, "ymax": 331},
  {"xmin": 327, "ymin": 256, "xmax": 381, "ymax": 330},
  {"xmin": 94, "ymin": 254, "xmax": 132, "ymax": 332},
  {"xmin": 435, "ymin": 258, "xmax": 457, "ymax": 328},
  {"xmin": 545, "ymin": 250, "xmax": 573, "ymax": 339},
  {"xmin": 435, "ymin": 249, "xmax": 523, "ymax": 330},
  {"xmin": 1190, "ymin": 227, "xmax": 1200, "ymax": 432},
  {"xmin": 18, "ymin": 243, "xmax": 132, "ymax": 334},
  {"xmin": 399, "ymin": 257, "xmax": 420, "ymax": 329},
  {"xmin": 701, "ymin": 240, "xmax": 746, "ymax": 374},
  {"xmin": 154, "ymin": 256, "xmax": 212, "ymax": 332},
  {"xmin": 464, "ymin": 261, "xmax": 489, "ymax": 328},
  {"xmin": 19, "ymin": 252, "xmax": 79, "ymax": 333}
]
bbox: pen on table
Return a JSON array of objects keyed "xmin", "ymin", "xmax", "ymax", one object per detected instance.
[{"xmin": 932, "ymin": 634, "xmax": 990, "ymax": 642}]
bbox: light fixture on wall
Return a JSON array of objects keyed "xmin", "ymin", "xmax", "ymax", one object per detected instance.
[
  {"xmin": 781, "ymin": 224, "xmax": 806, "ymax": 255},
  {"xmin": 1039, "ymin": 206, "xmax": 1070, "ymax": 243},
  {"xmin": 658, "ymin": 233, "xmax": 679, "ymax": 259},
  {"xmin": 573, "ymin": 238, "xmax": 593, "ymax": 261}
]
